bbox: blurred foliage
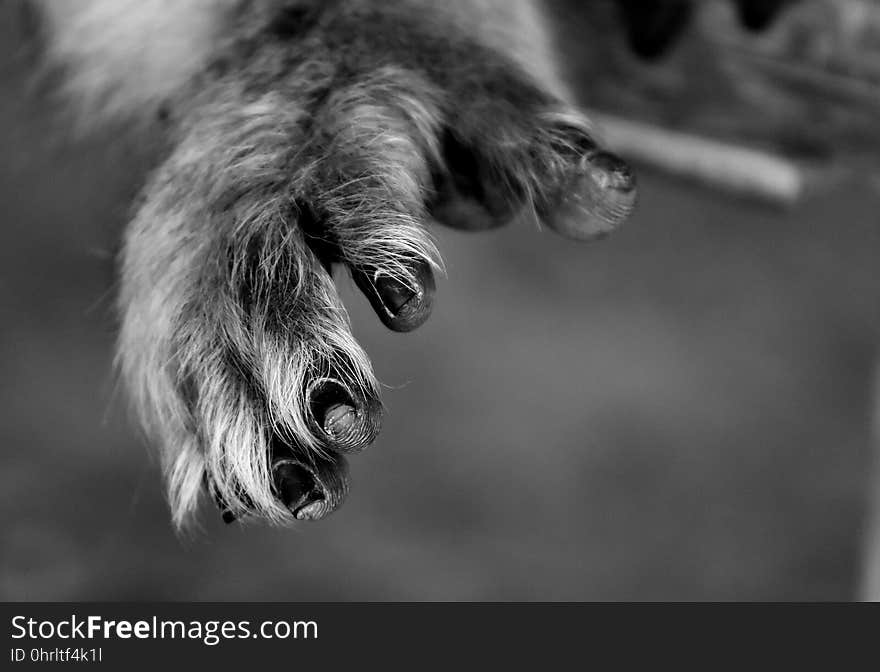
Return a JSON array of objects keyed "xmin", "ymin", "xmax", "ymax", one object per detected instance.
[{"xmin": 558, "ymin": 0, "xmax": 880, "ymax": 182}]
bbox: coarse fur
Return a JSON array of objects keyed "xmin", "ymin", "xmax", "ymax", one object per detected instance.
[{"xmin": 29, "ymin": 0, "xmax": 636, "ymax": 528}]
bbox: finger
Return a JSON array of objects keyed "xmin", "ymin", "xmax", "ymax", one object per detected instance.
[
  {"xmin": 460, "ymin": 121, "xmax": 637, "ymax": 241},
  {"xmin": 351, "ymin": 259, "xmax": 435, "ymax": 332},
  {"xmin": 271, "ymin": 441, "xmax": 350, "ymax": 521},
  {"xmin": 229, "ymin": 228, "xmax": 383, "ymax": 456},
  {"xmin": 432, "ymin": 51, "xmax": 638, "ymax": 242},
  {"xmin": 541, "ymin": 149, "xmax": 637, "ymax": 241},
  {"xmin": 434, "ymin": 129, "xmax": 637, "ymax": 241},
  {"xmin": 311, "ymin": 78, "xmax": 441, "ymax": 333},
  {"xmin": 306, "ymin": 376, "xmax": 381, "ymax": 453}
]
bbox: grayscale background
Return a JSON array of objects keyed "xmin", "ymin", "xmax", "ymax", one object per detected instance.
[{"xmin": 2, "ymin": 1, "xmax": 879, "ymax": 600}]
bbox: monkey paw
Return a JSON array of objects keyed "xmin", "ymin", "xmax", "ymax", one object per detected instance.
[{"xmin": 117, "ymin": 5, "xmax": 637, "ymax": 528}]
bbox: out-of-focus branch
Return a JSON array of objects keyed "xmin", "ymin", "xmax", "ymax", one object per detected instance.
[{"xmin": 592, "ymin": 111, "xmax": 806, "ymax": 206}]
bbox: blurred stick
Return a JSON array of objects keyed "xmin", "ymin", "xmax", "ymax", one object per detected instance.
[{"xmin": 592, "ymin": 111, "xmax": 806, "ymax": 206}]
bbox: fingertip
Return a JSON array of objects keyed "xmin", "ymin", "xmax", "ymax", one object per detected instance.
[
  {"xmin": 270, "ymin": 448, "xmax": 350, "ymax": 522},
  {"xmin": 353, "ymin": 260, "xmax": 436, "ymax": 332},
  {"xmin": 544, "ymin": 151, "xmax": 637, "ymax": 241},
  {"xmin": 272, "ymin": 460, "xmax": 327, "ymax": 520},
  {"xmin": 308, "ymin": 378, "xmax": 381, "ymax": 453}
]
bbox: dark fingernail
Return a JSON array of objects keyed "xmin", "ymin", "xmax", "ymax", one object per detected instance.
[
  {"xmin": 354, "ymin": 261, "xmax": 435, "ymax": 332},
  {"xmin": 589, "ymin": 151, "xmax": 636, "ymax": 194},
  {"xmin": 273, "ymin": 461, "xmax": 326, "ymax": 519},
  {"xmin": 374, "ymin": 273, "xmax": 417, "ymax": 314}
]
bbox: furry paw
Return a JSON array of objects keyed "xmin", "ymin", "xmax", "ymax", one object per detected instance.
[{"xmin": 117, "ymin": 2, "xmax": 637, "ymax": 528}]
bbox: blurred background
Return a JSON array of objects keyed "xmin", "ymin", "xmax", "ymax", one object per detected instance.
[{"xmin": 3, "ymin": 0, "xmax": 880, "ymax": 600}]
